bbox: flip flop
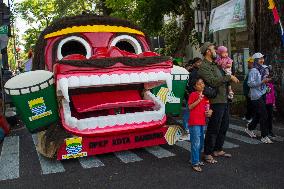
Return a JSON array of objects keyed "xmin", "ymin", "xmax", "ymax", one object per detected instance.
[
  {"xmin": 213, "ymin": 151, "xmax": 232, "ymax": 158},
  {"xmin": 192, "ymin": 165, "xmax": 202, "ymax": 172},
  {"xmin": 203, "ymin": 155, "xmax": 218, "ymax": 164}
]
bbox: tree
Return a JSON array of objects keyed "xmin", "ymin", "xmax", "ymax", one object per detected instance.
[
  {"xmin": 106, "ymin": 0, "xmax": 196, "ymax": 57},
  {"xmin": 15, "ymin": 0, "xmax": 111, "ymax": 53},
  {"xmin": 15, "ymin": 0, "xmax": 57, "ymax": 53},
  {"xmin": 15, "ymin": 0, "xmax": 196, "ymax": 57},
  {"xmin": 54, "ymin": 0, "xmax": 96, "ymax": 17}
]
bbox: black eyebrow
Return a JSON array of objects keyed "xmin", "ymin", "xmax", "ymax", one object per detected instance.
[{"xmin": 57, "ymin": 56, "xmax": 171, "ymax": 68}]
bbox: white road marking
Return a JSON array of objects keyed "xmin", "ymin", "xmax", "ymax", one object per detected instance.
[
  {"xmin": 79, "ymin": 157, "xmax": 105, "ymax": 168},
  {"xmin": 226, "ymin": 131, "xmax": 261, "ymax": 144},
  {"xmin": 223, "ymin": 141, "xmax": 239, "ymax": 148},
  {"xmin": 0, "ymin": 136, "xmax": 20, "ymax": 181},
  {"xmin": 145, "ymin": 146, "xmax": 175, "ymax": 159},
  {"xmin": 114, "ymin": 150, "xmax": 142, "ymax": 163},
  {"xmin": 252, "ymin": 130, "xmax": 284, "ymax": 142},
  {"xmin": 176, "ymin": 141, "xmax": 191, "ymax": 152},
  {"xmin": 32, "ymin": 134, "xmax": 65, "ymax": 174}
]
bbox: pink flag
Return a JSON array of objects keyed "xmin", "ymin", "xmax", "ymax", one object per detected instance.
[{"xmin": 272, "ymin": 7, "xmax": 280, "ymax": 24}]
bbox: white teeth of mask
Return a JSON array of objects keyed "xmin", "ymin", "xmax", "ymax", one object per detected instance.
[
  {"xmin": 165, "ymin": 73, "xmax": 173, "ymax": 91},
  {"xmin": 139, "ymin": 73, "xmax": 149, "ymax": 82},
  {"xmin": 79, "ymin": 76, "xmax": 91, "ymax": 87},
  {"xmin": 100, "ymin": 74, "xmax": 112, "ymax": 85},
  {"xmin": 61, "ymin": 91, "xmax": 165, "ymax": 131},
  {"xmin": 90, "ymin": 75, "xmax": 101, "ymax": 85},
  {"xmin": 130, "ymin": 73, "xmax": 140, "ymax": 83},
  {"xmin": 59, "ymin": 78, "xmax": 69, "ymax": 102},
  {"xmin": 59, "ymin": 72, "xmax": 172, "ymax": 90},
  {"xmin": 68, "ymin": 76, "xmax": 80, "ymax": 88},
  {"xmin": 58, "ymin": 71, "xmax": 172, "ymax": 130}
]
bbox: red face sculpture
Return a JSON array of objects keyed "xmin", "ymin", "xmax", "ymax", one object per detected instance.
[{"xmin": 33, "ymin": 15, "xmax": 173, "ymax": 136}]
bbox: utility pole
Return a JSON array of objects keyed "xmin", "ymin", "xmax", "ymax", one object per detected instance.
[
  {"xmin": 0, "ymin": 0, "xmax": 10, "ymax": 69},
  {"xmin": 0, "ymin": 0, "xmax": 11, "ymax": 113}
]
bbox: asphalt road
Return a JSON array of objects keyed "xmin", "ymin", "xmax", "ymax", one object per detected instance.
[{"xmin": 0, "ymin": 118, "xmax": 283, "ymax": 189}]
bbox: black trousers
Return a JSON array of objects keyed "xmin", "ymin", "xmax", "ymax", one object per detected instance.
[
  {"xmin": 204, "ymin": 103, "xmax": 229, "ymax": 155},
  {"xmin": 248, "ymin": 95, "xmax": 269, "ymax": 137},
  {"xmin": 245, "ymin": 96, "xmax": 253, "ymax": 120},
  {"xmin": 266, "ymin": 104, "xmax": 273, "ymax": 134}
]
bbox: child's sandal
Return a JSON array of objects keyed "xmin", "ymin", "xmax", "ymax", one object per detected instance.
[{"xmin": 192, "ymin": 165, "xmax": 202, "ymax": 172}]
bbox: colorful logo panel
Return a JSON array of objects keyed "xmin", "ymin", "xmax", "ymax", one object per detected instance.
[
  {"xmin": 28, "ymin": 97, "xmax": 52, "ymax": 121},
  {"xmin": 62, "ymin": 137, "xmax": 87, "ymax": 160}
]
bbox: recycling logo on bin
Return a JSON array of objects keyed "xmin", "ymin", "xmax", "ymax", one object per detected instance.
[{"xmin": 28, "ymin": 97, "xmax": 53, "ymax": 121}]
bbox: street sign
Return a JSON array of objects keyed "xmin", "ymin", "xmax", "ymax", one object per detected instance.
[{"xmin": 0, "ymin": 25, "xmax": 8, "ymax": 35}]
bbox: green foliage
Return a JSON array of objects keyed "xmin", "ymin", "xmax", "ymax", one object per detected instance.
[
  {"xmin": 15, "ymin": 0, "xmax": 58, "ymax": 53},
  {"xmin": 13, "ymin": 0, "xmax": 196, "ymax": 57},
  {"xmin": 105, "ymin": 0, "xmax": 136, "ymax": 21},
  {"xmin": 159, "ymin": 20, "xmax": 181, "ymax": 56},
  {"xmin": 106, "ymin": 0, "xmax": 196, "ymax": 56},
  {"xmin": 7, "ymin": 39, "xmax": 16, "ymax": 70},
  {"xmin": 106, "ymin": 0, "xmax": 192, "ymax": 35},
  {"xmin": 54, "ymin": 0, "xmax": 97, "ymax": 18},
  {"xmin": 159, "ymin": 21, "xmax": 198, "ymax": 56},
  {"xmin": 15, "ymin": 0, "xmax": 56, "ymax": 26},
  {"xmin": 22, "ymin": 27, "xmax": 41, "ymax": 53},
  {"xmin": 15, "ymin": 0, "xmax": 98, "ymax": 53},
  {"xmin": 7, "ymin": 25, "xmax": 26, "ymax": 71}
]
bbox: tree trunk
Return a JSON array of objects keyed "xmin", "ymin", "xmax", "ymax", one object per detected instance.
[
  {"xmin": 255, "ymin": 0, "xmax": 281, "ymax": 53},
  {"xmin": 173, "ymin": 16, "xmax": 194, "ymax": 57},
  {"xmin": 172, "ymin": 2, "xmax": 194, "ymax": 57}
]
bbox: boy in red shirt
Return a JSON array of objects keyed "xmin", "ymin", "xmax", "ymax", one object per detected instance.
[{"xmin": 188, "ymin": 77, "xmax": 213, "ymax": 172}]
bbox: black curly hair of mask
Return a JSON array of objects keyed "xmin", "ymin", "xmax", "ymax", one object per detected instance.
[{"xmin": 32, "ymin": 14, "xmax": 150, "ymax": 70}]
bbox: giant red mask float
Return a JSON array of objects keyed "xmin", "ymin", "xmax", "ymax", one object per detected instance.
[{"xmin": 5, "ymin": 14, "xmax": 188, "ymax": 160}]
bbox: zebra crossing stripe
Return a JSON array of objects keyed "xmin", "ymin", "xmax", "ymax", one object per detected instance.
[
  {"xmin": 226, "ymin": 131, "xmax": 261, "ymax": 144},
  {"xmin": 176, "ymin": 140, "xmax": 239, "ymax": 151},
  {"xmin": 253, "ymin": 130, "xmax": 284, "ymax": 142},
  {"xmin": 223, "ymin": 141, "xmax": 239, "ymax": 149},
  {"xmin": 32, "ymin": 134, "xmax": 65, "ymax": 174},
  {"xmin": 229, "ymin": 124, "xmax": 247, "ymax": 132},
  {"xmin": 79, "ymin": 157, "xmax": 105, "ymax": 169},
  {"xmin": 0, "ymin": 136, "xmax": 20, "ymax": 181},
  {"xmin": 114, "ymin": 150, "xmax": 143, "ymax": 163},
  {"xmin": 145, "ymin": 146, "xmax": 175, "ymax": 158},
  {"xmin": 176, "ymin": 141, "xmax": 191, "ymax": 152},
  {"xmin": 230, "ymin": 124, "xmax": 284, "ymax": 142}
]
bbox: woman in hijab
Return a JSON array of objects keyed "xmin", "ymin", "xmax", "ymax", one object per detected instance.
[{"xmin": 245, "ymin": 53, "xmax": 273, "ymax": 144}]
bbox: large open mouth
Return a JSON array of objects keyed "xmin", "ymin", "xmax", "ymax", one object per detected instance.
[{"xmin": 57, "ymin": 71, "xmax": 172, "ymax": 136}]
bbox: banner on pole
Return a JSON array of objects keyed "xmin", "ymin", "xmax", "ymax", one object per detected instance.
[{"xmin": 209, "ymin": 0, "xmax": 246, "ymax": 33}]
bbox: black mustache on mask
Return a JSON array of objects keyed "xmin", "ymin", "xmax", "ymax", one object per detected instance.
[{"xmin": 57, "ymin": 56, "xmax": 172, "ymax": 68}]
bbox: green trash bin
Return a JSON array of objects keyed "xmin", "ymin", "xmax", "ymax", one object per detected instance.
[
  {"xmin": 4, "ymin": 70, "xmax": 59, "ymax": 133},
  {"xmin": 152, "ymin": 66, "xmax": 189, "ymax": 116},
  {"xmin": 173, "ymin": 57, "xmax": 183, "ymax": 66}
]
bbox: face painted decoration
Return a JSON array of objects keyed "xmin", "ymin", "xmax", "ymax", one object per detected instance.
[{"xmin": 33, "ymin": 14, "xmax": 173, "ymax": 137}]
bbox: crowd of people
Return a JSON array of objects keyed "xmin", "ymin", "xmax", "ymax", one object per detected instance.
[{"xmin": 181, "ymin": 42, "xmax": 276, "ymax": 172}]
